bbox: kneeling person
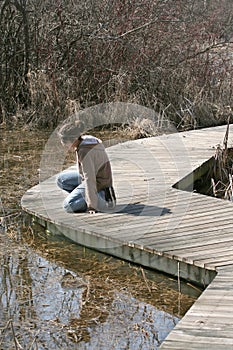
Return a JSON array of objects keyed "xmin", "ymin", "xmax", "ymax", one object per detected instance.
[{"xmin": 57, "ymin": 124, "xmax": 116, "ymax": 214}]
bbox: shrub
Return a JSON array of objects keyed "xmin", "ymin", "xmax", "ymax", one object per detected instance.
[{"xmin": 0, "ymin": 0, "xmax": 232, "ymax": 128}]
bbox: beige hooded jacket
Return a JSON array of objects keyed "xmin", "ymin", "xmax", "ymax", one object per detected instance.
[{"xmin": 76, "ymin": 136, "xmax": 113, "ymax": 210}]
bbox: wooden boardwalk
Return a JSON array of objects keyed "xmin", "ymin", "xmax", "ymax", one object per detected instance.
[{"xmin": 21, "ymin": 125, "xmax": 233, "ymax": 349}]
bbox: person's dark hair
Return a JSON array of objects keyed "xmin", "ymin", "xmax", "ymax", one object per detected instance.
[{"xmin": 57, "ymin": 120, "xmax": 84, "ymax": 144}]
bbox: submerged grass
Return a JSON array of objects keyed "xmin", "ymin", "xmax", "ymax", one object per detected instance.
[
  {"xmin": 8, "ymin": 220, "xmax": 198, "ymax": 345},
  {"xmin": 0, "ymin": 217, "xmax": 198, "ymax": 349}
]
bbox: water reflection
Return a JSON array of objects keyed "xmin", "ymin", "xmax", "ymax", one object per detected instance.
[
  {"xmin": 0, "ymin": 223, "xmax": 199, "ymax": 350},
  {"xmin": 0, "ymin": 243, "xmax": 86, "ymax": 349},
  {"xmin": 77, "ymin": 294, "xmax": 179, "ymax": 350}
]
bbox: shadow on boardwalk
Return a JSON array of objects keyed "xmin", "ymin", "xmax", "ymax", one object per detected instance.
[{"xmin": 115, "ymin": 203, "xmax": 172, "ymax": 217}]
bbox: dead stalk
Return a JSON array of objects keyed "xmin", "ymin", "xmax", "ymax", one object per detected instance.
[
  {"xmin": 82, "ymin": 280, "xmax": 91, "ymax": 306},
  {"xmin": 177, "ymin": 262, "xmax": 181, "ymax": 294},
  {"xmin": 211, "ymin": 178, "xmax": 217, "ymax": 197},
  {"xmin": 140, "ymin": 267, "xmax": 151, "ymax": 293},
  {"xmin": 0, "ymin": 196, "xmax": 6, "ymax": 215},
  {"xmin": 223, "ymin": 116, "xmax": 230, "ymax": 153},
  {"xmin": 229, "ymin": 174, "xmax": 233, "ymax": 200},
  {"xmin": 177, "ymin": 262, "xmax": 181, "ymax": 317},
  {"xmin": 10, "ymin": 320, "xmax": 22, "ymax": 350},
  {"xmin": 28, "ymin": 331, "xmax": 40, "ymax": 350}
]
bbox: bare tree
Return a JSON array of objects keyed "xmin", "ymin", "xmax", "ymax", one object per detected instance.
[{"xmin": 0, "ymin": 0, "xmax": 232, "ymax": 127}]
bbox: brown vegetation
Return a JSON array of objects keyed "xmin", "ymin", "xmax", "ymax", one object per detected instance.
[
  {"xmin": 0, "ymin": 0, "xmax": 233, "ymax": 128},
  {"xmin": 194, "ymin": 121, "xmax": 233, "ymax": 200}
]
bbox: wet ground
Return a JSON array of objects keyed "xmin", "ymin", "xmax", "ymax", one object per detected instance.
[{"xmin": 0, "ymin": 127, "xmax": 200, "ymax": 349}]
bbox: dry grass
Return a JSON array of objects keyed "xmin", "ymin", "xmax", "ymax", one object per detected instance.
[
  {"xmin": 193, "ymin": 120, "xmax": 233, "ymax": 200},
  {"xmin": 116, "ymin": 117, "xmax": 173, "ymax": 139},
  {"xmin": 210, "ymin": 121, "xmax": 233, "ymax": 200},
  {"xmin": 1, "ymin": 0, "xmax": 233, "ymax": 129}
]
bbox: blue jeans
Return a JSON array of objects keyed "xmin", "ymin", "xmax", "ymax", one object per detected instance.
[{"xmin": 56, "ymin": 170, "xmax": 106, "ymax": 213}]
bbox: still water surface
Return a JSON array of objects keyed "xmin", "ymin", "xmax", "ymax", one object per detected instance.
[{"xmin": 0, "ymin": 128, "xmax": 200, "ymax": 349}]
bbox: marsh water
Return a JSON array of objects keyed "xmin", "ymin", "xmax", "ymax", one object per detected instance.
[{"xmin": 0, "ymin": 127, "xmax": 200, "ymax": 349}]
